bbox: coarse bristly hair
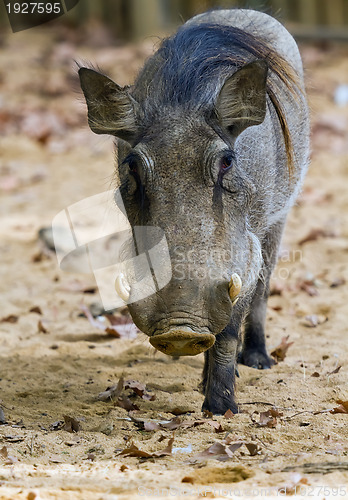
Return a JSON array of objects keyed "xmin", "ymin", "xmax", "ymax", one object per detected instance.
[{"xmin": 134, "ymin": 22, "xmax": 301, "ymax": 176}]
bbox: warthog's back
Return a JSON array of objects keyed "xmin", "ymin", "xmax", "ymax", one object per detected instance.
[{"xmin": 187, "ymin": 9, "xmax": 304, "ymax": 78}]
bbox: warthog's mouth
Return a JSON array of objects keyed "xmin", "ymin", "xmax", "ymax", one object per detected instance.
[{"xmin": 150, "ymin": 327, "xmax": 215, "ymax": 356}]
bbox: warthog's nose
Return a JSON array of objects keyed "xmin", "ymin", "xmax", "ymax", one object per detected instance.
[{"xmin": 150, "ymin": 328, "xmax": 215, "ymax": 356}]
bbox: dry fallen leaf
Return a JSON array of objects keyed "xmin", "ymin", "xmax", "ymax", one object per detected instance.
[
  {"xmin": 117, "ymin": 394, "xmax": 140, "ymax": 412},
  {"xmin": 81, "ymin": 305, "xmax": 110, "ymax": 331},
  {"xmin": 20, "ymin": 109, "xmax": 65, "ymax": 144},
  {"xmin": 207, "ymin": 420, "xmax": 225, "ymax": 433},
  {"xmin": 0, "ymin": 445, "xmax": 18, "ymax": 464},
  {"xmin": 253, "ymin": 408, "xmax": 283, "ymax": 428},
  {"xmin": 327, "ymin": 366, "xmax": 341, "ymax": 376},
  {"xmin": 269, "ymin": 280, "xmax": 285, "ymax": 296},
  {"xmin": 157, "ymin": 437, "xmax": 175, "ymax": 456},
  {"xmin": 32, "ymin": 250, "xmax": 52, "ymax": 263},
  {"xmin": 244, "ymin": 443, "xmax": 259, "ymax": 456},
  {"xmin": 27, "ymin": 491, "xmax": 39, "ymax": 500},
  {"xmin": 302, "ymin": 314, "xmax": 328, "ymax": 328},
  {"xmin": 330, "ymin": 400, "xmax": 348, "ymax": 414},
  {"xmin": 0, "ymin": 314, "xmax": 18, "ymax": 324},
  {"xmin": 29, "ymin": 306, "xmax": 42, "ymax": 315},
  {"xmin": 104, "ymin": 313, "xmax": 131, "ymax": 326},
  {"xmin": 98, "ymin": 378, "xmax": 147, "ymax": 411},
  {"xmin": 118, "ymin": 437, "xmax": 174, "ymax": 458},
  {"xmin": 60, "ymin": 280, "xmax": 97, "ymax": 294},
  {"xmin": 159, "ymin": 417, "xmax": 183, "ymax": 430},
  {"xmin": 194, "ymin": 441, "xmax": 237, "ymax": 461},
  {"xmin": 38, "ymin": 319, "xmax": 48, "ymax": 334},
  {"xmin": 144, "ymin": 421, "xmax": 161, "ymax": 431},
  {"xmin": 81, "ymin": 305, "xmax": 137, "ymax": 338},
  {"xmin": 192, "ymin": 438, "xmax": 245, "ymax": 462},
  {"xmin": 98, "ymin": 378, "xmax": 124, "ymax": 402},
  {"xmin": 124, "ymin": 379, "xmax": 156, "ymax": 401},
  {"xmin": 298, "ymin": 228, "xmax": 338, "ymax": 246},
  {"xmin": 106, "ymin": 324, "xmax": 138, "ymax": 338},
  {"xmin": 271, "ymin": 335, "xmax": 294, "ymax": 362},
  {"xmin": 298, "ymin": 277, "xmax": 319, "ymax": 297},
  {"xmin": 181, "ymin": 476, "xmax": 194, "ymax": 484},
  {"xmin": 49, "ymin": 420, "xmax": 64, "ymax": 431},
  {"xmin": 330, "ymin": 277, "xmax": 346, "ymax": 288},
  {"xmin": 224, "ymin": 409, "xmax": 235, "ymax": 419},
  {"xmin": 63, "ymin": 415, "xmax": 80, "ymax": 433}
]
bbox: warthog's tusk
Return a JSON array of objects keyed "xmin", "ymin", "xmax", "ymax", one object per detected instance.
[
  {"xmin": 115, "ymin": 273, "xmax": 131, "ymax": 302},
  {"xmin": 229, "ymin": 273, "xmax": 242, "ymax": 305}
]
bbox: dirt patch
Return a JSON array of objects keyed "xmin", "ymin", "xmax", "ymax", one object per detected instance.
[
  {"xmin": 0, "ymin": 25, "xmax": 348, "ymax": 500},
  {"xmin": 184, "ymin": 465, "xmax": 254, "ymax": 484}
]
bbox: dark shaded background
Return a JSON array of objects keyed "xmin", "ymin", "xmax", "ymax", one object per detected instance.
[{"xmin": 1, "ymin": 0, "xmax": 348, "ymax": 41}]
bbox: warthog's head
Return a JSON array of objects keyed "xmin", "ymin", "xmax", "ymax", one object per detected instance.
[{"xmin": 79, "ymin": 47, "xmax": 267, "ymax": 356}]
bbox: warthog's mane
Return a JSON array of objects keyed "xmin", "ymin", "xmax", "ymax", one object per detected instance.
[{"xmin": 136, "ymin": 22, "xmax": 300, "ymax": 176}]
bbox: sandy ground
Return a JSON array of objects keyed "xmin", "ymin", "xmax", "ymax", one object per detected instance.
[{"xmin": 0, "ymin": 21, "xmax": 348, "ymax": 500}]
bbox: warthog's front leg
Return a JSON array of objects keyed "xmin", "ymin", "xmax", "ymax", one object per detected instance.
[
  {"xmin": 239, "ymin": 220, "xmax": 285, "ymax": 369},
  {"xmin": 202, "ymin": 311, "xmax": 243, "ymax": 415},
  {"xmin": 239, "ymin": 276, "xmax": 275, "ymax": 369}
]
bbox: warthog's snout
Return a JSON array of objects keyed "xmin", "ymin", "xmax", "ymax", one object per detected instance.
[{"xmin": 150, "ymin": 327, "xmax": 215, "ymax": 356}]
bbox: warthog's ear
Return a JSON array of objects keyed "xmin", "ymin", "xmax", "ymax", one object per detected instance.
[
  {"xmin": 216, "ymin": 60, "xmax": 268, "ymax": 137},
  {"xmin": 78, "ymin": 68, "xmax": 137, "ymax": 142}
]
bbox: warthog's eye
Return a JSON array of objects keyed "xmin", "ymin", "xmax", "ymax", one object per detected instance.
[
  {"xmin": 211, "ymin": 150, "xmax": 238, "ymax": 195},
  {"xmin": 123, "ymin": 153, "xmax": 142, "ymax": 193},
  {"xmin": 128, "ymin": 157, "xmax": 138, "ymax": 174},
  {"xmin": 220, "ymin": 153, "xmax": 235, "ymax": 174}
]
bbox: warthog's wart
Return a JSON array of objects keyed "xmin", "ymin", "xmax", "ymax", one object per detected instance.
[{"xmin": 79, "ymin": 9, "xmax": 310, "ymax": 414}]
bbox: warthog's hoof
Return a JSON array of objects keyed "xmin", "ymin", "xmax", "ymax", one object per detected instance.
[
  {"xmin": 202, "ymin": 397, "xmax": 238, "ymax": 415},
  {"xmin": 238, "ymin": 348, "xmax": 275, "ymax": 369}
]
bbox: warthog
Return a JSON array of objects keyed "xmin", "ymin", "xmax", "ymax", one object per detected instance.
[{"xmin": 79, "ymin": 9, "xmax": 309, "ymax": 414}]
